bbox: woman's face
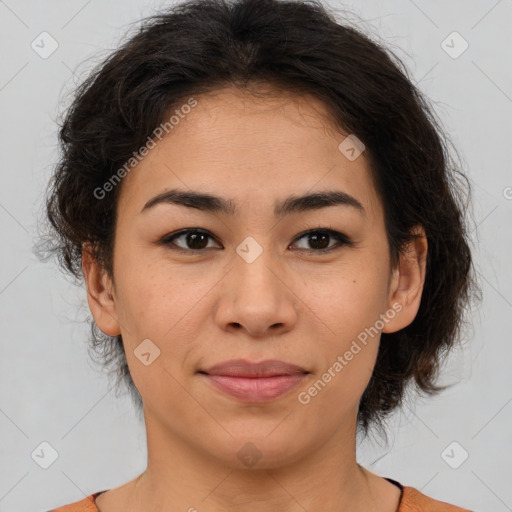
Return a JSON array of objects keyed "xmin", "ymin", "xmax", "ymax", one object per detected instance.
[{"xmin": 85, "ymin": 85, "xmax": 425, "ymax": 469}]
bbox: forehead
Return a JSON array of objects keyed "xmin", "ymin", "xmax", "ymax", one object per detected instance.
[{"xmin": 116, "ymin": 85, "xmax": 383, "ymax": 222}]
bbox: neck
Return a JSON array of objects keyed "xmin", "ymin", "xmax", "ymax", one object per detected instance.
[{"xmin": 122, "ymin": 408, "xmax": 386, "ymax": 512}]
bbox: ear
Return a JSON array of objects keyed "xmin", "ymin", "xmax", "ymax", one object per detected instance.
[
  {"xmin": 82, "ymin": 243, "xmax": 121, "ymax": 337},
  {"xmin": 382, "ymin": 226, "xmax": 428, "ymax": 333}
]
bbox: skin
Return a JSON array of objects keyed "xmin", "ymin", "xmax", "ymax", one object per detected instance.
[{"xmin": 83, "ymin": 85, "xmax": 427, "ymax": 512}]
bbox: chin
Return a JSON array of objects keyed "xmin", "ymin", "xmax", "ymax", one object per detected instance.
[{"xmin": 203, "ymin": 430, "xmax": 311, "ymax": 471}]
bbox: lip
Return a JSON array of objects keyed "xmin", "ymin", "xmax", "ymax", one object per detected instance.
[
  {"xmin": 202, "ymin": 359, "xmax": 308, "ymax": 377},
  {"xmin": 199, "ymin": 359, "xmax": 309, "ymax": 403}
]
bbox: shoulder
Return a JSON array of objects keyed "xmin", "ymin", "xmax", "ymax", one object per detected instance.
[
  {"xmin": 46, "ymin": 486, "xmax": 474, "ymax": 512},
  {"xmin": 399, "ymin": 486, "xmax": 473, "ymax": 512},
  {"xmin": 47, "ymin": 493, "xmax": 100, "ymax": 512}
]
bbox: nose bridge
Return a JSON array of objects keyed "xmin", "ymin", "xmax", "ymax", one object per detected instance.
[
  {"xmin": 233, "ymin": 234, "xmax": 281, "ymax": 295},
  {"xmin": 215, "ymin": 234, "xmax": 298, "ymax": 335}
]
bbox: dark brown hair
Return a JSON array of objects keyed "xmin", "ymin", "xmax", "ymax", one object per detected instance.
[{"xmin": 37, "ymin": 0, "xmax": 480, "ymax": 438}]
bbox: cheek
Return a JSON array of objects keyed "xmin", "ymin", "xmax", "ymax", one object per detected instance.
[
  {"xmin": 302, "ymin": 279, "xmax": 384, "ymax": 418},
  {"xmin": 113, "ymin": 254, "xmax": 213, "ymax": 371},
  {"xmin": 306, "ymin": 257, "xmax": 389, "ymax": 331},
  {"xmin": 116, "ymin": 271, "xmax": 205, "ymax": 406},
  {"xmin": 112, "ymin": 245, "xmax": 182, "ymax": 329},
  {"xmin": 301, "ymin": 252, "xmax": 389, "ymax": 381}
]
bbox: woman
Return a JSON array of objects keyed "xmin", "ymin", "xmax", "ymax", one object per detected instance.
[{"xmin": 43, "ymin": 0, "xmax": 478, "ymax": 509}]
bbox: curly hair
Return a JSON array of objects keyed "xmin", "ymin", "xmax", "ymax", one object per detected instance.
[{"xmin": 37, "ymin": 0, "xmax": 480, "ymax": 438}]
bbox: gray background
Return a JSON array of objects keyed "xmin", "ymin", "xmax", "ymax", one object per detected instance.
[{"xmin": 0, "ymin": 0, "xmax": 511, "ymax": 510}]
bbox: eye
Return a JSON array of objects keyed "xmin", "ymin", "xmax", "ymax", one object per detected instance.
[
  {"xmin": 159, "ymin": 227, "xmax": 353, "ymax": 254},
  {"xmin": 160, "ymin": 229, "xmax": 220, "ymax": 253},
  {"xmin": 290, "ymin": 228, "xmax": 353, "ymax": 253}
]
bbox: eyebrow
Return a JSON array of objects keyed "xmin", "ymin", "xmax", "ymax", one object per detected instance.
[{"xmin": 140, "ymin": 189, "xmax": 365, "ymax": 218}]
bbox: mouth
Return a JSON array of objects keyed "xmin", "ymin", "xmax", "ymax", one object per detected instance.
[{"xmin": 198, "ymin": 359, "xmax": 310, "ymax": 403}]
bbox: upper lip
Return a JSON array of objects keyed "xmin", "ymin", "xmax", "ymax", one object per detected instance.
[{"xmin": 200, "ymin": 359, "xmax": 309, "ymax": 378}]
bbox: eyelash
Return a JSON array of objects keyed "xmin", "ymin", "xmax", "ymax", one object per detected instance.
[{"xmin": 159, "ymin": 227, "xmax": 353, "ymax": 255}]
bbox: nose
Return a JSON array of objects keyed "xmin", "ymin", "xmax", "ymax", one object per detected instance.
[{"xmin": 213, "ymin": 246, "xmax": 298, "ymax": 338}]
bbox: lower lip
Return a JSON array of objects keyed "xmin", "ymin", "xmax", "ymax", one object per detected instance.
[{"xmin": 201, "ymin": 373, "xmax": 308, "ymax": 402}]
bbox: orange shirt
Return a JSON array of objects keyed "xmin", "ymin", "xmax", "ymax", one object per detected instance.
[{"xmin": 49, "ymin": 479, "xmax": 473, "ymax": 512}]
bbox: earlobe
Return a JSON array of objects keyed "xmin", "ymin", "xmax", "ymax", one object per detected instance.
[
  {"xmin": 82, "ymin": 243, "xmax": 121, "ymax": 337},
  {"xmin": 382, "ymin": 226, "xmax": 428, "ymax": 333}
]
